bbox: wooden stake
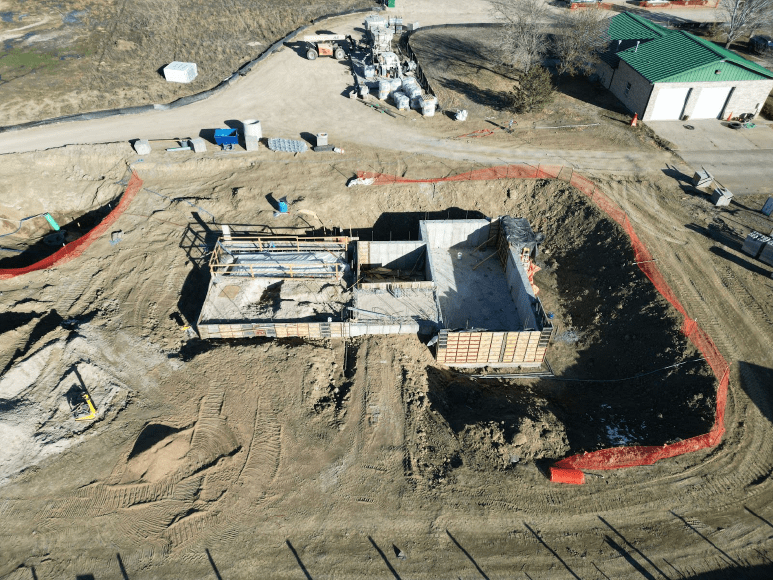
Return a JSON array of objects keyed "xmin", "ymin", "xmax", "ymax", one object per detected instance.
[{"xmin": 472, "ymin": 251, "xmax": 497, "ymax": 270}]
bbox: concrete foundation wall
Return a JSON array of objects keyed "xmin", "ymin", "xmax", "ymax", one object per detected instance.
[
  {"xmin": 198, "ymin": 320, "xmax": 426, "ymax": 339},
  {"xmin": 349, "ymin": 322, "xmax": 422, "ymax": 336},
  {"xmin": 421, "ymin": 219, "xmax": 494, "ymax": 249},
  {"xmin": 357, "ymin": 241, "xmax": 426, "ymax": 270},
  {"xmin": 505, "ymin": 250, "xmax": 538, "ymax": 330}
]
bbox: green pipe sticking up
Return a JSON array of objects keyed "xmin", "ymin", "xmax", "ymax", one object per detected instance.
[{"xmin": 43, "ymin": 213, "xmax": 60, "ymax": 231}]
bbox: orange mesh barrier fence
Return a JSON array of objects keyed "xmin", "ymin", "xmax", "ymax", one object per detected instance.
[
  {"xmin": 358, "ymin": 164, "xmax": 731, "ymax": 480},
  {"xmin": 0, "ymin": 172, "xmax": 143, "ymax": 280}
]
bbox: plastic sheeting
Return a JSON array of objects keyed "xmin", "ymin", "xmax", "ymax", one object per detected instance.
[
  {"xmin": 224, "ymin": 251, "xmax": 349, "ymax": 278},
  {"xmin": 501, "ymin": 216, "xmax": 545, "ymax": 259}
]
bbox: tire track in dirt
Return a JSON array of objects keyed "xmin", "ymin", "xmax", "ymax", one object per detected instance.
[{"xmin": 236, "ymin": 396, "xmax": 281, "ymax": 503}]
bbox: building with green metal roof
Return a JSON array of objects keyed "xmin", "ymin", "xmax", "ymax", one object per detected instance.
[{"xmin": 597, "ymin": 12, "xmax": 773, "ymax": 121}]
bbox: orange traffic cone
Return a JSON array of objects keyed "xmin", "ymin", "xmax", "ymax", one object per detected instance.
[
  {"xmin": 726, "ymin": 112, "xmax": 733, "ymax": 121},
  {"xmin": 630, "ymin": 113, "xmax": 638, "ymax": 127}
]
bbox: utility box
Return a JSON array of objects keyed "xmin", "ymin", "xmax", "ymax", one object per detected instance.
[
  {"xmin": 385, "ymin": 0, "xmax": 396, "ymax": 7},
  {"xmin": 692, "ymin": 169, "xmax": 713, "ymax": 188},
  {"xmin": 163, "ymin": 61, "xmax": 198, "ymax": 83},
  {"xmin": 761, "ymin": 197, "xmax": 773, "ymax": 216}
]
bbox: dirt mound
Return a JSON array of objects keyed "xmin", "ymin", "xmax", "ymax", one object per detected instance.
[{"xmin": 0, "ymin": 322, "xmax": 132, "ymax": 484}]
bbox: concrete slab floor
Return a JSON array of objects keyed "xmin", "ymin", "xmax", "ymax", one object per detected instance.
[
  {"xmin": 430, "ymin": 247, "xmax": 522, "ymax": 331},
  {"xmin": 200, "ymin": 277, "xmax": 349, "ymax": 324},
  {"xmin": 354, "ymin": 288, "xmax": 438, "ymax": 322},
  {"xmin": 649, "ymin": 120, "xmax": 773, "ymax": 195},
  {"xmin": 647, "ymin": 119, "xmax": 773, "ymax": 152}
]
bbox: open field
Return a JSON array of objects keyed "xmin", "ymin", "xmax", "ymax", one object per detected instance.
[
  {"xmin": 0, "ymin": 0, "xmax": 371, "ymax": 126},
  {"xmin": 2, "ymin": 3, "xmax": 773, "ymax": 578}
]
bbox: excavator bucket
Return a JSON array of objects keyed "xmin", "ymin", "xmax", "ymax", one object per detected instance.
[{"xmin": 74, "ymin": 392, "xmax": 97, "ymax": 421}]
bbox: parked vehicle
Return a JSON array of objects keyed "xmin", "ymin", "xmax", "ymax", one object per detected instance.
[
  {"xmin": 750, "ymin": 35, "xmax": 773, "ymax": 55},
  {"xmin": 303, "ymin": 34, "xmax": 348, "ymax": 61}
]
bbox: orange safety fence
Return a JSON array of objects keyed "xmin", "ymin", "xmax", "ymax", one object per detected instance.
[
  {"xmin": 637, "ymin": 0, "xmax": 717, "ymax": 8},
  {"xmin": 0, "ymin": 172, "xmax": 143, "ymax": 280},
  {"xmin": 356, "ymin": 164, "xmax": 731, "ymax": 482}
]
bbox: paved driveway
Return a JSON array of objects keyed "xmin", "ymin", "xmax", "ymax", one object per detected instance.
[{"xmin": 648, "ymin": 119, "xmax": 773, "ymax": 195}]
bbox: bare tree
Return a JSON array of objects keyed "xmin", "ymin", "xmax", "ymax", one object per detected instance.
[
  {"xmin": 491, "ymin": 0, "xmax": 548, "ymax": 74},
  {"xmin": 552, "ymin": 6, "xmax": 609, "ymax": 78},
  {"xmin": 718, "ymin": 0, "xmax": 773, "ymax": 48}
]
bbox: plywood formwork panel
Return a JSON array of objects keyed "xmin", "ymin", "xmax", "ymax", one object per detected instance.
[{"xmin": 440, "ymin": 330, "xmax": 548, "ymax": 366}]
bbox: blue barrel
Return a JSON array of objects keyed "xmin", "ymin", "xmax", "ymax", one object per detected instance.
[{"xmin": 278, "ymin": 200, "xmax": 288, "ymax": 213}]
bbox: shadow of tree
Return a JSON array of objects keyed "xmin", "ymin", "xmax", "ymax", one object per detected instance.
[{"xmin": 437, "ymin": 77, "xmax": 511, "ymax": 110}]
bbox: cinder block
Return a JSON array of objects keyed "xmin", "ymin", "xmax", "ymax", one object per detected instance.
[{"xmin": 133, "ymin": 139, "xmax": 151, "ymax": 155}]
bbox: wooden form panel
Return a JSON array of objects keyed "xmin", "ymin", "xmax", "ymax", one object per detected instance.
[
  {"xmin": 197, "ymin": 322, "xmax": 347, "ymax": 340},
  {"xmin": 439, "ymin": 330, "xmax": 548, "ymax": 365}
]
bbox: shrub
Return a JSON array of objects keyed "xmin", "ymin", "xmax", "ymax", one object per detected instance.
[{"xmin": 509, "ymin": 66, "xmax": 554, "ymax": 113}]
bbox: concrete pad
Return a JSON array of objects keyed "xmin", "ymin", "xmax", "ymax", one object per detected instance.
[
  {"xmin": 244, "ymin": 136, "xmax": 260, "ymax": 152},
  {"xmin": 648, "ymin": 120, "xmax": 773, "ymax": 152},
  {"xmin": 649, "ymin": 120, "xmax": 773, "ymax": 195},
  {"xmin": 189, "ymin": 137, "xmax": 207, "ymax": 153},
  {"xmin": 679, "ymin": 150, "xmax": 773, "ymax": 195},
  {"xmin": 430, "ymin": 247, "xmax": 522, "ymax": 331}
]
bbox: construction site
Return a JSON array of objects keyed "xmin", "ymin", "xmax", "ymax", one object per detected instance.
[{"xmin": 1, "ymin": 1, "xmax": 773, "ymax": 579}]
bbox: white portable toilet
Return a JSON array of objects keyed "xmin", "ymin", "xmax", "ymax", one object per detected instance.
[{"xmin": 163, "ymin": 61, "xmax": 198, "ymax": 83}]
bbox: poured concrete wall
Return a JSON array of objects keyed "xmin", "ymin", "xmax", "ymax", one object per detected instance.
[
  {"xmin": 505, "ymin": 250, "xmax": 538, "ymax": 330},
  {"xmin": 357, "ymin": 241, "xmax": 426, "ymax": 271},
  {"xmin": 421, "ymin": 219, "xmax": 495, "ymax": 249}
]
